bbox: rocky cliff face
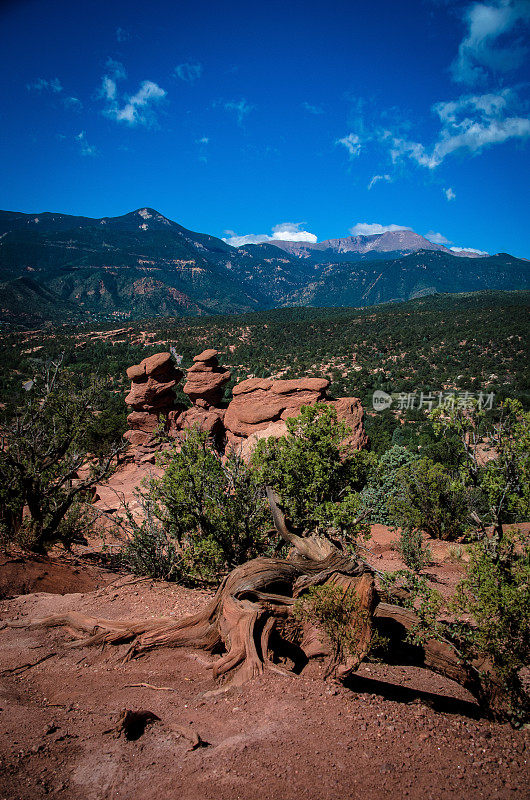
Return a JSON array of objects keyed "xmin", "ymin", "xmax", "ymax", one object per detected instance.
[{"xmin": 123, "ymin": 351, "xmax": 367, "ymax": 462}]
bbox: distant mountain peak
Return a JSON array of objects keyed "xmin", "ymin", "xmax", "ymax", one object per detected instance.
[{"xmin": 269, "ymin": 228, "xmax": 489, "ymax": 259}]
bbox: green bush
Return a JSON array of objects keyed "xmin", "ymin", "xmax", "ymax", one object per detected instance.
[
  {"xmin": 293, "ymin": 583, "xmax": 368, "ymax": 672},
  {"xmin": 0, "ymin": 364, "xmax": 122, "ymax": 552},
  {"xmin": 396, "ymin": 528, "xmax": 431, "ymax": 571},
  {"xmin": 430, "ymin": 398, "xmax": 530, "ymax": 533},
  {"xmin": 121, "ymin": 497, "xmax": 182, "ymax": 582},
  {"xmin": 389, "ymin": 456, "xmax": 469, "ymax": 541},
  {"xmin": 252, "ymin": 403, "xmax": 373, "ymax": 542},
  {"xmin": 453, "ymin": 529, "xmax": 530, "ymax": 724},
  {"xmin": 122, "ymin": 428, "xmax": 271, "ymax": 583},
  {"xmin": 360, "ymin": 445, "xmax": 417, "ymax": 524}
]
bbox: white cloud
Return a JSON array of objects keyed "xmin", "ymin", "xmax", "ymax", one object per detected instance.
[
  {"xmin": 99, "ymin": 60, "xmax": 166, "ymax": 127},
  {"xmin": 451, "ymin": 0, "xmax": 530, "ymax": 85},
  {"xmin": 367, "ymin": 173, "xmax": 391, "ymax": 190},
  {"xmin": 109, "ymin": 81, "xmax": 166, "ymax": 125},
  {"xmin": 302, "ymin": 102, "xmax": 324, "ymax": 115},
  {"xmin": 336, "ymin": 132, "xmax": 361, "ymax": 158},
  {"xmin": 63, "ymin": 96, "xmax": 82, "ymax": 110},
  {"xmin": 27, "ymin": 77, "xmax": 63, "ymax": 93},
  {"xmin": 223, "ymin": 222, "xmax": 318, "ymax": 247},
  {"xmin": 222, "ymin": 99, "xmax": 254, "ymax": 124},
  {"xmin": 196, "ymin": 136, "xmax": 209, "ymax": 144},
  {"xmin": 434, "ymin": 89, "xmax": 513, "ymax": 124},
  {"xmin": 271, "ymin": 223, "xmax": 317, "ymax": 243},
  {"xmin": 116, "ymin": 27, "xmax": 130, "ymax": 42},
  {"xmin": 223, "ymin": 232, "xmax": 271, "ymax": 246},
  {"xmin": 349, "ymin": 222, "xmax": 411, "ymax": 236},
  {"xmin": 445, "ymin": 187, "xmax": 456, "ymax": 201},
  {"xmin": 76, "ymin": 131, "xmax": 97, "ymax": 157},
  {"xmin": 174, "ymin": 62, "xmax": 203, "ymax": 83},
  {"xmin": 425, "ymin": 231, "xmax": 451, "ymax": 244},
  {"xmin": 385, "ymin": 89, "xmax": 530, "ymax": 169},
  {"xmin": 98, "ymin": 58, "xmax": 127, "ymax": 103},
  {"xmin": 450, "ymin": 246, "xmax": 489, "ymax": 255}
]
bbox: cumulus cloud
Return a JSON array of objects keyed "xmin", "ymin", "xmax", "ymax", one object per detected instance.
[
  {"xmin": 223, "ymin": 222, "xmax": 318, "ymax": 247},
  {"xmin": 349, "ymin": 223, "xmax": 411, "ymax": 236},
  {"xmin": 385, "ymin": 89, "xmax": 530, "ymax": 169},
  {"xmin": 336, "ymin": 132, "xmax": 361, "ymax": 158},
  {"xmin": 174, "ymin": 62, "xmax": 203, "ymax": 82},
  {"xmin": 444, "ymin": 187, "xmax": 456, "ymax": 200},
  {"xmin": 99, "ymin": 58, "xmax": 126, "ymax": 102},
  {"xmin": 99, "ymin": 60, "xmax": 166, "ymax": 126},
  {"xmin": 270, "ymin": 223, "xmax": 318, "ymax": 243},
  {"xmin": 222, "ymin": 99, "xmax": 254, "ymax": 124},
  {"xmin": 76, "ymin": 131, "xmax": 97, "ymax": 156},
  {"xmin": 450, "ymin": 246, "xmax": 489, "ymax": 254},
  {"xmin": 425, "ymin": 231, "xmax": 451, "ymax": 244},
  {"xmin": 367, "ymin": 174, "xmax": 391, "ymax": 190},
  {"xmin": 451, "ymin": 0, "xmax": 530, "ymax": 85},
  {"xmin": 302, "ymin": 102, "xmax": 324, "ymax": 115}
]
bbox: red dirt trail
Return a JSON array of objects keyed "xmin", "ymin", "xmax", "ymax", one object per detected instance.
[{"xmin": 0, "ymin": 529, "xmax": 528, "ymax": 800}]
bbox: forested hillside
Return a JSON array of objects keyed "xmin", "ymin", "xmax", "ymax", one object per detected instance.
[
  {"xmin": 1, "ymin": 290, "xmax": 528, "ymax": 454},
  {"xmin": 0, "ymin": 208, "xmax": 528, "ymax": 324}
]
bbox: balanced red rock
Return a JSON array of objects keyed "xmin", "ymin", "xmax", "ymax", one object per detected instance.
[
  {"xmin": 125, "ymin": 352, "xmax": 182, "ymax": 411},
  {"xmin": 183, "ymin": 349, "xmax": 231, "ymax": 407},
  {"xmin": 124, "ymin": 352, "xmax": 183, "ymax": 457}
]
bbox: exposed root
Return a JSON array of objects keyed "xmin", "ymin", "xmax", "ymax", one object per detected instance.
[{"xmin": 6, "ymin": 488, "xmax": 515, "ymax": 721}]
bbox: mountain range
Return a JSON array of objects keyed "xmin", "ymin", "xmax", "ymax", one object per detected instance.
[
  {"xmin": 0, "ymin": 207, "xmax": 528, "ymax": 326},
  {"xmin": 270, "ymin": 229, "xmax": 484, "ymax": 260}
]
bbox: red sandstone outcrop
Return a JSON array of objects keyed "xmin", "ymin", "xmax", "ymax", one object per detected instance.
[
  {"xmin": 183, "ymin": 349, "xmax": 231, "ymax": 406},
  {"xmin": 121, "ymin": 350, "xmax": 367, "ymax": 463},
  {"xmin": 329, "ymin": 397, "xmax": 369, "ymax": 451},
  {"xmin": 125, "ymin": 352, "xmax": 182, "ymax": 411},
  {"xmin": 224, "ymin": 377, "xmax": 329, "ymax": 437},
  {"xmin": 238, "ymin": 420, "xmax": 289, "ymax": 461},
  {"xmin": 124, "ymin": 352, "xmax": 183, "ymax": 458}
]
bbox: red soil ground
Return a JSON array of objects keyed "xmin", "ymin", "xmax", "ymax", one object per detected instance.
[{"xmin": 0, "ymin": 529, "xmax": 528, "ymax": 800}]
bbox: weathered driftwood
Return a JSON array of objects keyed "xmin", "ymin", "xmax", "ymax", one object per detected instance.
[{"xmin": 9, "ymin": 488, "xmax": 510, "ymax": 718}]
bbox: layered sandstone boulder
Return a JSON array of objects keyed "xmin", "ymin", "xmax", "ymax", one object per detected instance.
[
  {"xmin": 224, "ymin": 377, "xmax": 330, "ymax": 438},
  {"xmin": 125, "ymin": 352, "xmax": 182, "ymax": 411},
  {"xmin": 183, "ymin": 349, "xmax": 231, "ymax": 407},
  {"xmin": 124, "ymin": 352, "xmax": 183, "ymax": 456},
  {"xmin": 175, "ymin": 401, "xmax": 226, "ymax": 448},
  {"xmin": 237, "ymin": 420, "xmax": 289, "ymax": 461},
  {"xmin": 329, "ymin": 397, "xmax": 369, "ymax": 451}
]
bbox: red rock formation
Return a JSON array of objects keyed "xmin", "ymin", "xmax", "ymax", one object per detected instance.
[
  {"xmin": 125, "ymin": 352, "xmax": 182, "ymax": 411},
  {"xmin": 124, "ymin": 352, "xmax": 183, "ymax": 459},
  {"xmin": 224, "ymin": 377, "xmax": 329, "ymax": 437},
  {"xmin": 182, "ymin": 349, "xmax": 231, "ymax": 406},
  {"xmin": 329, "ymin": 397, "xmax": 369, "ymax": 451},
  {"xmin": 122, "ymin": 350, "xmax": 367, "ymax": 463}
]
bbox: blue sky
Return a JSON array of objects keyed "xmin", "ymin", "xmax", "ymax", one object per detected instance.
[{"xmin": 1, "ymin": 0, "xmax": 529, "ymax": 256}]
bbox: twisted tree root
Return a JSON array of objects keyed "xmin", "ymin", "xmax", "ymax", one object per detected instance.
[{"xmin": 7, "ymin": 489, "xmax": 517, "ymax": 720}]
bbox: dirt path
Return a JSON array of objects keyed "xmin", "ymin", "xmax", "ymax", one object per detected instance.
[{"xmin": 0, "ymin": 573, "xmax": 528, "ymax": 800}]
